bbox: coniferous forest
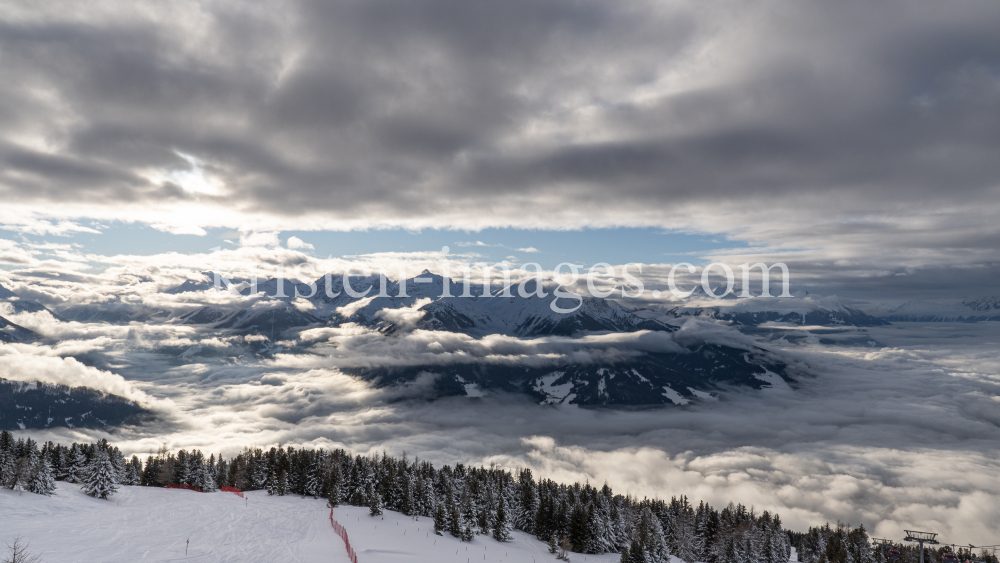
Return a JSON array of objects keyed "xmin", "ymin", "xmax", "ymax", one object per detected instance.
[
  {"xmin": 14, "ymin": 430, "xmax": 954, "ymax": 563},
  {"xmin": 788, "ymin": 525, "xmax": 999, "ymax": 563}
]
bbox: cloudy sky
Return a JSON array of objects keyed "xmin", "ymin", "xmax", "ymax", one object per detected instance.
[
  {"xmin": 1, "ymin": 0, "xmax": 999, "ymax": 298},
  {"xmin": 2, "ymin": 0, "xmax": 1000, "ymax": 547}
]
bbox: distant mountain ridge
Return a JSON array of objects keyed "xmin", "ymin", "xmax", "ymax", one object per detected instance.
[
  {"xmin": 0, "ymin": 282, "xmax": 60, "ymax": 319},
  {"xmin": 0, "ymin": 378, "xmax": 150, "ymax": 430},
  {"xmin": 859, "ymin": 297, "xmax": 1000, "ymax": 322},
  {"xmin": 5, "ymin": 273, "xmax": 800, "ymax": 407},
  {"xmin": 667, "ymin": 295, "xmax": 889, "ymax": 327},
  {"xmin": 0, "ymin": 315, "xmax": 38, "ymax": 343},
  {"xmin": 163, "ymin": 271, "xmax": 794, "ymax": 405}
]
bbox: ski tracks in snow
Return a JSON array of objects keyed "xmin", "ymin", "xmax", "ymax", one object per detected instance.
[{"xmin": 0, "ymin": 486, "xmax": 350, "ymax": 563}]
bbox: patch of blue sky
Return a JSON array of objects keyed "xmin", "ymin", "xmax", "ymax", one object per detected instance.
[{"xmin": 1, "ymin": 222, "xmax": 749, "ymax": 270}]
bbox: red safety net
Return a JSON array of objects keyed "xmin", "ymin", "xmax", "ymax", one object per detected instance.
[
  {"xmin": 221, "ymin": 486, "xmax": 244, "ymax": 498},
  {"xmin": 330, "ymin": 508, "xmax": 359, "ymax": 563},
  {"xmin": 164, "ymin": 483, "xmax": 203, "ymax": 492}
]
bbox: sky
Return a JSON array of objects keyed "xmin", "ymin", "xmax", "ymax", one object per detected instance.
[
  {"xmin": 1, "ymin": 0, "xmax": 1000, "ymax": 548},
  {"xmin": 0, "ymin": 0, "xmax": 999, "ymax": 299}
]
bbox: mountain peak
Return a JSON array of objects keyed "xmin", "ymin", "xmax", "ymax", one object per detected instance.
[{"xmin": 0, "ymin": 283, "xmax": 18, "ymax": 299}]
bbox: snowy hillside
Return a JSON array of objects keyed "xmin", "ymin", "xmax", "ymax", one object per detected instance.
[
  {"xmin": 331, "ymin": 503, "xmax": 620, "ymax": 563},
  {"xmin": 0, "ymin": 486, "xmax": 348, "ymax": 563},
  {"xmin": 0, "ymin": 486, "xmax": 620, "ymax": 563}
]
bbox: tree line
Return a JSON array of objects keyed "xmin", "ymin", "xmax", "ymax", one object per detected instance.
[
  {"xmin": 3, "ymin": 431, "xmax": 791, "ymax": 563},
  {"xmin": 0, "ymin": 430, "xmax": 133, "ymax": 499},
  {"xmin": 789, "ymin": 524, "xmax": 998, "ymax": 563},
  {"xmin": 8, "ymin": 431, "xmax": 994, "ymax": 563}
]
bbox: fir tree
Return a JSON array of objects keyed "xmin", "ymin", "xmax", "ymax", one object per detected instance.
[
  {"xmin": 66, "ymin": 445, "xmax": 87, "ymax": 484},
  {"xmin": 305, "ymin": 455, "xmax": 323, "ymax": 498},
  {"xmin": 630, "ymin": 538, "xmax": 648, "ymax": 563},
  {"xmin": 434, "ymin": 503, "xmax": 447, "ymax": 535},
  {"xmin": 276, "ymin": 469, "xmax": 290, "ymax": 496},
  {"xmin": 493, "ymin": 494, "xmax": 513, "ymax": 542},
  {"xmin": 326, "ymin": 466, "xmax": 343, "ymax": 507},
  {"xmin": 447, "ymin": 486, "xmax": 462, "ymax": 538},
  {"xmin": 369, "ymin": 486, "xmax": 384, "ymax": 516},
  {"xmin": 27, "ymin": 456, "xmax": 56, "ymax": 495},
  {"xmin": 82, "ymin": 449, "xmax": 118, "ymax": 500},
  {"xmin": 460, "ymin": 520, "xmax": 476, "ymax": 543}
]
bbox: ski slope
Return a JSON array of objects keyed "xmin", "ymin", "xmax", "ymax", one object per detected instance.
[
  {"xmin": 1, "ymin": 486, "xmax": 348, "ymax": 563},
  {"xmin": 331, "ymin": 504, "xmax": 621, "ymax": 563},
  {"xmin": 1, "ymin": 486, "xmax": 621, "ymax": 563}
]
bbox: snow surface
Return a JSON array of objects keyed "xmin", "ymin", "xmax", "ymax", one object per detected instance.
[
  {"xmin": 532, "ymin": 372, "xmax": 574, "ymax": 404},
  {"xmin": 2, "ymin": 486, "xmax": 623, "ymax": 563},
  {"xmin": 660, "ymin": 385, "xmax": 690, "ymax": 405},
  {"xmin": 331, "ymin": 504, "xmax": 621, "ymax": 563},
  {"xmin": 1, "ymin": 486, "xmax": 348, "ymax": 563}
]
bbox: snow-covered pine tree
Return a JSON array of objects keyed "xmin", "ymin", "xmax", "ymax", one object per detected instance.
[
  {"xmin": 493, "ymin": 493, "xmax": 513, "ymax": 542},
  {"xmin": 109, "ymin": 446, "xmax": 126, "ymax": 483},
  {"xmin": 276, "ymin": 469, "xmax": 290, "ymax": 496},
  {"xmin": 368, "ymin": 491, "xmax": 383, "ymax": 516},
  {"xmin": 671, "ymin": 504, "xmax": 701, "ymax": 562},
  {"xmin": 200, "ymin": 458, "xmax": 218, "ymax": 492},
  {"xmin": 447, "ymin": 485, "xmax": 462, "ymax": 538},
  {"xmin": 434, "ymin": 503, "xmax": 447, "ymax": 535},
  {"xmin": 514, "ymin": 468, "xmax": 538, "ymax": 532},
  {"xmin": 66, "ymin": 444, "xmax": 87, "ymax": 484},
  {"xmin": 121, "ymin": 456, "xmax": 141, "ymax": 486},
  {"xmin": 266, "ymin": 469, "xmax": 278, "ymax": 496},
  {"xmin": 459, "ymin": 485, "xmax": 477, "ymax": 540},
  {"xmin": 28, "ymin": 455, "xmax": 56, "ymax": 495},
  {"xmin": 215, "ymin": 456, "xmax": 229, "ymax": 488},
  {"xmin": 326, "ymin": 465, "xmax": 343, "ymax": 507},
  {"xmin": 848, "ymin": 524, "xmax": 875, "ymax": 563},
  {"xmin": 403, "ymin": 472, "xmax": 417, "ymax": 516},
  {"xmin": 460, "ymin": 519, "xmax": 476, "ymax": 543},
  {"xmin": 305, "ymin": 455, "xmax": 323, "ymax": 498},
  {"xmin": 369, "ymin": 487, "xmax": 384, "ymax": 517},
  {"xmin": 416, "ymin": 475, "xmax": 436, "ymax": 517},
  {"xmin": 635, "ymin": 507, "xmax": 669, "ymax": 563},
  {"xmin": 83, "ymin": 448, "xmax": 118, "ymax": 499},
  {"xmin": 628, "ymin": 539, "xmax": 647, "ymax": 563},
  {"xmin": 0, "ymin": 435, "xmax": 13, "ymax": 489}
]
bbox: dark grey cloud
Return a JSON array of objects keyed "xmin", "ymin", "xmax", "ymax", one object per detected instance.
[
  {"xmin": 3, "ymin": 0, "xmax": 995, "ymax": 208},
  {"xmin": 2, "ymin": 0, "xmax": 1000, "ymax": 297}
]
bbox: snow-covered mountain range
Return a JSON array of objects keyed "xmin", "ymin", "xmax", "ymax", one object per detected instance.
[
  {"xmin": 160, "ymin": 272, "xmax": 791, "ymax": 405},
  {"xmin": 857, "ymin": 297, "xmax": 1000, "ymax": 322},
  {"xmin": 665, "ymin": 294, "xmax": 888, "ymax": 327},
  {"xmin": 10, "ymin": 274, "xmax": 994, "ymax": 411}
]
